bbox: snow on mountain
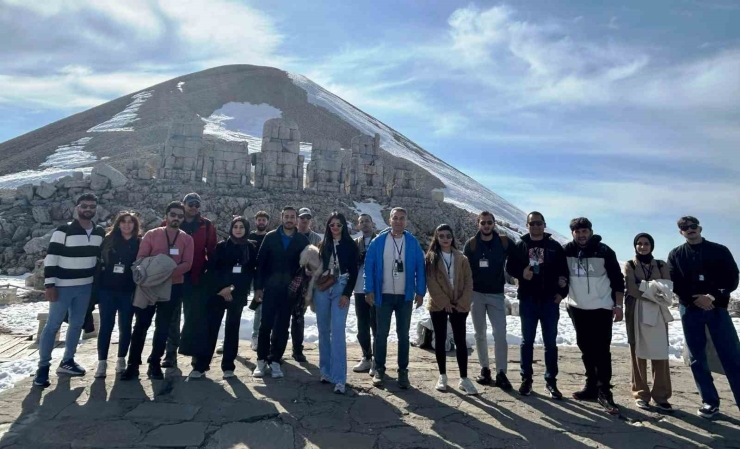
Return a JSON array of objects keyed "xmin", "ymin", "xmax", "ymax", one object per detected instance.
[
  {"xmin": 87, "ymin": 90, "xmax": 153, "ymax": 132},
  {"xmin": 0, "ymin": 137, "xmax": 95, "ymax": 189}
]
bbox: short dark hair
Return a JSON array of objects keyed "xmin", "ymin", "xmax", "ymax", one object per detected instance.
[
  {"xmin": 255, "ymin": 211, "xmax": 270, "ymax": 220},
  {"xmin": 477, "ymin": 211, "xmax": 495, "ymax": 223},
  {"xmin": 166, "ymin": 201, "xmax": 185, "ymax": 215},
  {"xmin": 76, "ymin": 193, "xmax": 98, "ymax": 205},
  {"xmin": 358, "ymin": 213, "xmax": 373, "ymax": 222},
  {"xmin": 281, "ymin": 206, "xmax": 297, "ymax": 215},
  {"xmin": 677, "ymin": 216, "xmax": 699, "ymax": 228},
  {"xmin": 569, "ymin": 217, "xmax": 593, "ymax": 231},
  {"xmin": 527, "ymin": 211, "xmax": 545, "ymax": 223}
]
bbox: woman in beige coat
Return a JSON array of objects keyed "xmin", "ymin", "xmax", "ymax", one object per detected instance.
[{"xmin": 425, "ymin": 224, "xmax": 477, "ymax": 395}]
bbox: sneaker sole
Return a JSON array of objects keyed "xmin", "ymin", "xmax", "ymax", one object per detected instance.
[
  {"xmin": 436, "ymin": 386, "xmax": 447, "ymax": 392},
  {"xmin": 519, "ymin": 391, "xmax": 532, "ymax": 396},
  {"xmin": 271, "ymin": 374, "xmax": 284, "ymax": 379},
  {"xmin": 33, "ymin": 381, "xmax": 51, "ymax": 388},
  {"xmin": 94, "ymin": 373, "xmax": 107, "ymax": 379},
  {"xmin": 56, "ymin": 369, "xmax": 86, "ymax": 376},
  {"xmin": 698, "ymin": 411, "xmax": 718, "ymax": 419}
]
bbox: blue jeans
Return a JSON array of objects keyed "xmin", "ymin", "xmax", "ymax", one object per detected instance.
[
  {"xmin": 97, "ymin": 289, "xmax": 134, "ymax": 360},
  {"xmin": 314, "ymin": 275, "xmax": 350, "ymax": 384},
  {"xmin": 681, "ymin": 305, "xmax": 740, "ymax": 408},
  {"xmin": 375, "ymin": 294, "xmax": 413, "ymax": 374},
  {"xmin": 38, "ymin": 284, "xmax": 93, "ymax": 367},
  {"xmin": 519, "ymin": 298, "xmax": 560, "ymax": 383}
]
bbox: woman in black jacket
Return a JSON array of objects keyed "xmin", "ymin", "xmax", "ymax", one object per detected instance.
[
  {"xmin": 313, "ymin": 212, "xmax": 359, "ymax": 394},
  {"xmin": 95, "ymin": 211, "xmax": 141, "ymax": 379},
  {"xmin": 189, "ymin": 216, "xmax": 257, "ymax": 379}
]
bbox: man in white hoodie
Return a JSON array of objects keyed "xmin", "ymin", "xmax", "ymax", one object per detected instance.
[{"xmin": 563, "ymin": 217, "xmax": 625, "ymax": 414}]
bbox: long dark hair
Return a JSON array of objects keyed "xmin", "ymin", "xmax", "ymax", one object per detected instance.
[
  {"xmin": 319, "ymin": 212, "xmax": 353, "ymax": 257},
  {"xmin": 102, "ymin": 211, "xmax": 141, "ymax": 264},
  {"xmin": 426, "ymin": 224, "xmax": 457, "ymax": 269}
]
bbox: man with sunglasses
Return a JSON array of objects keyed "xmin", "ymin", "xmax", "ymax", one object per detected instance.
[
  {"xmin": 34, "ymin": 194, "xmax": 106, "ymax": 387},
  {"xmin": 506, "ymin": 212, "xmax": 569, "ymax": 399},
  {"xmin": 121, "ymin": 201, "xmax": 194, "ymax": 380},
  {"xmin": 563, "ymin": 217, "xmax": 624, "ymax": 414},
  {"xmin": 161, "ymin": 192, "xmax": 217, "ymax": 367},
  {"xmin": 668, "ymin": 216, "xmax": 740, "ymax": 419},
  {"xmin": 464, "ymin": 211, "xmax": 514, "ymax": 389}
]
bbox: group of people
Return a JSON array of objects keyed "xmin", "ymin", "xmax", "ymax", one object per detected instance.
[{"xmin": 32, "ymin": 192, "xmax": 740, "ymax": 419}]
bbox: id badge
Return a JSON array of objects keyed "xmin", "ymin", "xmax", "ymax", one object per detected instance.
[
  {"xmin": 699, "ymin": 274, "xmax": 705, "ymax": 281},
  {"xmin": 169, "ymin": 247, "xmax": 179, "ymax": 256},
  {"xmin": 113, "ymin": 264, "xmax": 125, "ymax": 274},
  {"xmin": 479, "ymin": 258, "xmax": 489, "ymax": 268},
  {"xmin": 233, "ymin": 265, "xmax": 242, "ymax": 274},
  {"xmin": 393, "ymin": 268, "xmax": 400, "ymax": 279},
  {"xmin": 395, "ymin": 260, "xmax": 404, "ymax": 273}
]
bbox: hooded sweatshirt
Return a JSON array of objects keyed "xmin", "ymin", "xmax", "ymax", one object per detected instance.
[{"xmin": 563, "ymin": 235, "xmax": 624, "ymax": 310}]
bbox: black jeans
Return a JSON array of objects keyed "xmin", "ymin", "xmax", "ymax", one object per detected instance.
[
  {"xmin": 193, "ymin": 295, "xmax": 245, "ymax": 372},
  {"xmin": 290, "ymin": 295, "xmax": 305, "ymax": 355},
  {"xmin": 165, "ymin": 275, "xmax": 207, "ymax": 358},
  {"xmin": 354, "ymin": 293, "xmax": 377, "ymax": 359},
  {"xmin": 128, "ymin": 284, "xmax": 182, "ymax": 367},
  {"xmin": 258, "ymin": 292, "xmax": 292, "ymax": 364},
  {"xmin": 430, "ymin": 310, "xmax": 469, "ymax": 378},
  {"xmin": 567, "ymin": 306, "xmax": 613, "ymax": 389}
]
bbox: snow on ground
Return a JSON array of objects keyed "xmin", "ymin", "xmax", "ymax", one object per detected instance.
[
  {"xmin": 88, "ymin": 91, "xmax": 153, "ymax": 132},
  {"xmin": 0, "ymin": 137, "xmax": 94, "ymax": 189},
  {"xmin": 352, "ymin": 200, "xmax": 389, "ymax": 235},
  {"xmin": 177, "ymin": 81, "xmax": 185, "ymax": 92},
  {"xmin": 201, "ymin": 102, "xmax": 282, "ymax": 147}
]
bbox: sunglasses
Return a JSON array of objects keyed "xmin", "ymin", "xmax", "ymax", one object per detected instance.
[
  {"xmin": 78, "ymin": 204, "xmax": 97, "ymax": 210},
  {"xmin": 169, "ymin": 212, "xmax": 184, "ymax": 219},
  {"xmin": 438, "ymin": 234, "xmax": 453, "ymax": 240},
  {"xmin": 679, "ymin": 223, "xmax": 699, "ymax": 232},
  {"xmin": 479, "ymin": 220, "xmax": 494, "ymax": 226},
  {"xmin": 528, "ymin": 221, "xmax": 544, "ymax": 227},
  {"xmin": 186, "ymin": 202, "xmax": 200, "ymax": 208},
  {"xmin": 329, "ymin": 223, "xmax": 343, "ymax": 228}
]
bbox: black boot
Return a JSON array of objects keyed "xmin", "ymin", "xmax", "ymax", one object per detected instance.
[
  {"xmin": 120, "ymin": 365, "xmax": 140, "ymax": 381},
  {"xmin": 292, "ymin": 351, "xmax": 307, "ymax": 363},
  {"xmin": 475, "ymin": 367, "xmax": 492, "ymax": 385},
  {"xmin": 572, "ymin": 383, "xmax": 599, "ymax": 401},
  {"xmin": 147, "ymin": 364, "xmax": 164, "ymax": 380}
]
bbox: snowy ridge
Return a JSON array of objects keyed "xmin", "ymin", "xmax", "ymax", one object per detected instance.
[
  {"xmin": 87, "ymin": 90, "xmax": 153, "ymax": 132},
  {"xmin": 0, "ymin": 137, "xmax": 95, "ymax": 188}
]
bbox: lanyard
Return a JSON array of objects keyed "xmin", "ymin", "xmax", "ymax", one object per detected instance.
[
  {"xmin": 639, "ymin": 261, "xmax": 654, "ymax": 282},
  {"xmin": 165, "ymin": 229, "xmax": 180, "ymax": 249},
  {"xmin": 442, "ymin": 252, "xmax": 453, "ymax": 279},
  {"xmin": 332, "ymin": 240, "xmax": 340, "ymax": 270},
  {"xmin": 392, "ymin": 234, "xmax": 404, "ymax": 261}
]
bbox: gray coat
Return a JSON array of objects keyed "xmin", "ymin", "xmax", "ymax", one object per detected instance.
[{"xmin": 132, "ymin": 254, "xmax": 178, "ymax": 309}]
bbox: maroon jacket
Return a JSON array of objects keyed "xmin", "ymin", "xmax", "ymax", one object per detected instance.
[{"xmin": 160, "ymin": 215, "xmax": 216, "ymax": 285}]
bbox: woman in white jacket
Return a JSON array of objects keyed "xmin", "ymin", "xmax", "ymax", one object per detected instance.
[{"xmin": 624, "ymin": 233, "xmax": 673, "ymax": 412}]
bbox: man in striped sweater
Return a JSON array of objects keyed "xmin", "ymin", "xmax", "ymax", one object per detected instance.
[{"xmin": 33, "ymin": 193, "xmax": 106, "ymax": 388}]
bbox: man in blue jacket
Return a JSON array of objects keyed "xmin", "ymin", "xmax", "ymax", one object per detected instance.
[{"xmin": 364, "ymin": 207, "xmax": 426, "ymax": 389}]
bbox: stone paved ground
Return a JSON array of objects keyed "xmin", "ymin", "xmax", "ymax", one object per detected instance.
[{"xmin": 0, "ymin": 341, "xmax": 738, "ymax": 449}]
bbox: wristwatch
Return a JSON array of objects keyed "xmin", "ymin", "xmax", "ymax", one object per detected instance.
[{"xmin": 613, "ymin": 305, "xmax": 623, "ymax": 309}]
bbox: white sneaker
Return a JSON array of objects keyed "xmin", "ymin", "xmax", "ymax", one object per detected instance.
[
  {"xmin": 353, "ymin": 358, "xmax": 372, "ymax": 373},
  {"xmin": 334, "ymin": 383, "xmax": 346, "ymax": 394},
  {"xmin": 216, "ymin": 342, "xmax": 224, "ymax": 355},
  {"xmin": 115, "ymin": 357, "xmax": 126, "ymax": 373},
  {"xmin": 369, "ymin": 360, "xmax": 376, "ymax": 377},
  {"xmin": 223, "ymin": 370, "xmax": 235, "ymax": 379},
  {"xmin": 253, "ymin": 360, "xmax": 267, "ymax": 378},
  {"xmin": 94, "ymin": 361, "xmax": 107, "ymax": 379},
  {"xmin": 436, "ymin": 374, "xmax": 448, "ymax": 391},
  {"xmin": 459, "ymin": 377, "xmax": 479, "ymax": 395},
  {"xmin": 270, "ymin": 362, "xmax": 284, "ymax": 379},
  {"xmin": 251, "ymin": 336, "xmax": 259, "ymax": 351}
]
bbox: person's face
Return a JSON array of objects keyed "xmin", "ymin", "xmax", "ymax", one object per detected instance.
[
  {"xmin": 232, "ymin": 221, "xmax": 246, "ymax": 239},
  {"xmin": 572, "ymin": 228, "xmax": 592, "ymax": 246},
  {"xmin": 255, "ymin": 217, "xmax": 269, "ymax": 232},
  {"xmin": 679, "ymin": 222, "xmax": 702, "ymax": 241},
  {"xmin": 389, "ymin": 211, "xmax": 407, "ymax": 234},
  {"xmin": 437, "ymin": 230, "xmax": 453, "ymax": 250},
  {"xmin": 77, "ymin": 201, "xmax": 97, "ymax": 220},
  {"xmin": 358, "ymin": 216, "xmax": 374, "ymax": 233},
  {"xmin": 166, "ymin": 208, "xmax": 184, "ymax": 228},
  {"xmin": 478, "ymin": 215, "xmax": 495, "ymax": 235},
  {"xmin": 527, "ymin": 215, "xmax": 545, "ymax": 237},
  {"xmin": 329, "ymin": 218, "xmax": 343, "ymax": 239},
  {"xmin": 184, "ymin": 200, "xmax": 200, "ymax": 218},
  {"xmin": 282, "ymin": 211, "xmax": 297, "ymax": 230},
  {"xmin": 119, "ymin": 216, "xmax": 135, "ymax": 236},
  {"xmin": 298, "ymin": 215, "xmax": 312, "ymax": 231},
  {"xmin": 635, "ymin": 237, "xmax": 652, "ymax": 256}
]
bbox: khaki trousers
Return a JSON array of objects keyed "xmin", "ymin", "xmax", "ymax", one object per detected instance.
[{"xmin": 629, "ymin": 345, "xmax": 672, "ymax": 403}]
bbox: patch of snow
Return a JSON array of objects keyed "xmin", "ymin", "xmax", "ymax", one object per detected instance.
[
  {"xmin": 0, "ymin": 137, "xmax": 94, "ymax": 189},
  {"xmin": 177, "ymin": 81, "xmax": 185, "ymax": 92},
  {"xmin": 40, "ymin": 137, "xmax": 95, "ymax": 169},
  {"xmin": 201, "ymin": 102, "xmax": 282, "ymax": 149},
  {"xmin": 352, "ymin": 200, "xmax": 388, "ymax": 235},
  {"xmin": 0, "ymin": 275, "xmax": 30, "ymax": 289},
  {"xmin": 87, "ymin": 90, "xmax": 153, "ymax": 132}
]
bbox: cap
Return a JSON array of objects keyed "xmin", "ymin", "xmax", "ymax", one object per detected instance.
[
  {"xmin": 183, "ymin": 193, "xmax": 201, "ymax": 204},
  {"xmin": 298, "ymin": 207, "xmax": 312, "ymax": 218}
]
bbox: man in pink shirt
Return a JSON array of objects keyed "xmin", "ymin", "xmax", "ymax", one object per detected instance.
[{"xmin": 122, "ymin": 201, "xmax": 194, "ymax": 380}]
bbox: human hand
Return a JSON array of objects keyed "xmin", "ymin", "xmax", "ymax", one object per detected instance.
[
  {"xmin": 253, "ymin": 290, "xmax": 263, "ymax": 303},
  {"xmin": 613, "ymin": 307, "xmax": 623, "ymax": 322},
  {"xmin": 558, "ymin": 276, "xmax": 568, "ymax": 288},
  {"xmin": 523, "ymin": 266, "xmax": 534, "ymax": 281},
  {"xmin": 554, "ymin": 294, "xmax": 563, "ymax": 304},
  {"xmin": 444, "ymin": 304, "xmax": 453, "ymax": 313},
  {"xmin": 218, "ymin": 286, "xmax": 233, "ymax": 301},
  {"xmin": 45, "ymin": 287, "xmax": 58, "ymax": 302},
  {"xmin": 415, "ymin": 294, "xmax": 424, "ymax": 309},
  {"xmin": 339, "ymin": 295, "xmax": 350, "ymax": 309},
  {"xmin": 692, "ymin": 294, "xmax": 714, "ymax": 310},
  {"xmin": 366, "ymin": 293, "xmax": 375, "ymax": 306}
]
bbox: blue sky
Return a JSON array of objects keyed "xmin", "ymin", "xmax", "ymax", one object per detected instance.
[{"xmin": 1, "ymin": 0, "xmax": 738, "ymax": 261}]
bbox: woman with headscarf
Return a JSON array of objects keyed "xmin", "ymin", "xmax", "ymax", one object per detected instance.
[
  {"xmin": 188, "ymin": 217, "xmax": 258, "ymax": 379},
  {"xmin": 624, "ymin": 233, "xmax": 673, "ymax": 412}
]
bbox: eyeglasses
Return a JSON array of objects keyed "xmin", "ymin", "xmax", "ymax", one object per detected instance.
[
  {"xmin": 528, "ymin": 221, "xmax": 544, "ymax": 227},
  {"xmin": 679, "ymin": 223, "xmax": 699, "ymax": 232},
  {"xmin": 187, "ymin": 202, "xmax": 200, "ymax": 208},
  {"xmin": 169, "ymin": 212, "xmax": 184, "ymax": 219},
  {"xmin": 479, "ymin": 220, "xmax": 494, "ymax": 226},
  {"xmin": 329, "ymin": 223, "xmax": 343, "ymax": 228},
  {"xmin": 438, "ymin": 234, "xmax": 452, "ymax": 240},
  {"xmin": 78, "ymin": 204, "xmax": 97, "ymax": 210}
]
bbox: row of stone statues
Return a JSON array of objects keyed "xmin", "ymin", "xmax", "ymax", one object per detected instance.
[{"xmin": 157, "ymin": 118, "xmax": 424, "ymax": 198}]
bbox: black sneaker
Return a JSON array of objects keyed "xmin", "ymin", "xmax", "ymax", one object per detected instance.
[
  {"xmin": 475, "ymin": 368, "xmax": 492, "ymax": 386},
  {"xmin": 147, "ymin": 364, "xmax": 164, "ymax": 380},
  {"xmin": 398, "ymin": 370, "xmax": 410, "ymax": 390},
  {"xmin": 697, "ymin": 404, "xmax": 719, "ymax": 419},
  {"xmin": 33, "ymin": 366, "xmax": 51, "ymax": 388},
  {"xmin": 597, "ymin": 389, "xmax": 619, "ymax": 415},
  {"xmin": 655, "ymin": 402, "xmax": 674, "ymax": 413},
  {"xmin": 572, "ymin": 384, "xmax": 599, "ymax": 401},
  {"xmin": 120, "ymin": 366, "xmax": 140, "ymax": 381},
  {"xmin": 56, "ymin": 359, "xmax": 86, "ymax": 376},
  {"xmin": 518, "ymin": 379, "xmax": 533, "ymax": 396},
  {"xmin": 545, "ymin": 383, "xmax": 563, "ymax": 400},
  {"xmin": 161, "ymin": 355, "xmax": 176, "ymax": 368},
  {"xmin": 495, "ymin": 371, "xmax": 513, "ymax": 391},
  {"xmin": 292, "ymin": 352, "xmax": 307, "ymax": 363}
]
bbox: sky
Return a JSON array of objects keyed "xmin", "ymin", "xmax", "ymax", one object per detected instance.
[{"xmin": 1, "ymin": 0, "xmax": 738, "ymax": 262}]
